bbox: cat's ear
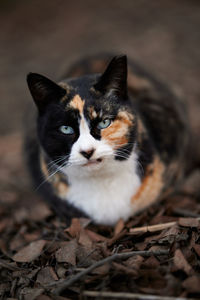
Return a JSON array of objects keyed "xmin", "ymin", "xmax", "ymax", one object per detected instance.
[
  {"xmin": 27, "ymin": 73, "xmax": 66, "ymax": 112},
  {"xmin": 94, "ymin": 55, "xmax": 128, "ymax": 99}
]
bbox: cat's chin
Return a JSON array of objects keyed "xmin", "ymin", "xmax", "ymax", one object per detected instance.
[
  {"xmin": 82, "ymin": 158, "xmax": 102, "ymax": 167},
  {"xmin": 81, "ymin": 158, "xmax": 103, "ymax": 170}
]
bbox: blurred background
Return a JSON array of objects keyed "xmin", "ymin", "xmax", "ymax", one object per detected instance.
[{"xmin": 0, "ymin": 0, "xmax": 200, "ymax": 205}]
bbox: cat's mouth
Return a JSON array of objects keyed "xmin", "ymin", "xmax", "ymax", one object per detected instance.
[{"xmin": 82, "ymin": 158, "xmax": 102, "ymax": 167}]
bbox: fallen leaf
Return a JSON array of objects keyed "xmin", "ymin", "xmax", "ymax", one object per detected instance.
[
  {"xmin": 10, "ymin": 235, "xmax": 26, "ymax": 251},
  {"xmin": 124, "ymin": 255, "xmax": 144, "ymax": 270},
  {"xmin": 64, "ymin": 218, "xmax": 81, "ymax": 238},
  {"xmin": 142, "ymin": 256, "xmax": 160, "ymax": 269},
  {"xmin": 78, "ymin": 229, "xmax": 93, "ymax": 249},
  {"xmin": 112, "ymin": 262, "xmax": 138, "ymax": 276},
  {"xmin": 79, "ymin": 218, "xmax": 91, "ymax": 228},
  {"xmin": 85, "ymin": 229, "xmax": 107, "ymax": 242},
  {"xmin": 20, "ymin": 287, "xmax": 44, "ymax": 300},
  {"xmin": 24, "ymin": 232, "xmax": 41, "ymax": 243},
  {"xmin": 182, "ymin": 275, "xmax": 200, "ymax": 293},
  {"xmin": 174, "ymin": 249, "xmax": 193, "ymax": 275},
  {"xmin": 55, "ymin": 240, "xmax": 78, "ymax": 265},
  {"xmin": 193, "ymin": 244, "xmax": 200, "ymax": 257},
  {"xmin": 36, "ymin": 266, "xmax": 58, "ymax": 285},
  {"xmin": 114, "ymin": 219, "xmax": 125, "ymax": 236},
  {"xmin": 12, "ymin": 240, "xmax": 46, "ymax": 262},
  {"xmin": 92, "ymin": 263, "xmax": 110, "ymax": 275}
]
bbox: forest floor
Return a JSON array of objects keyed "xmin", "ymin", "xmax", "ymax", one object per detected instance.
[{"xmin": 0, "ymin": 134, "xmax": 200, "ymax": 299}]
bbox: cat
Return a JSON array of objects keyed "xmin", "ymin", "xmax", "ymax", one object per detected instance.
[{"xmin": 25, "ymin": 54, "xmax": 189, "ymax": 226}]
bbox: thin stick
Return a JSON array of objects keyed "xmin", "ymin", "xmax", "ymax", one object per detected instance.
[
  {"xmin": 129, "ymin": 217, "xmax": 200, "ymax": 235},
  {"xmin": 129, "ymin": 221, "xmax": 177, "ymax": 235},
  {"xmin": 51, "ymin": 249, "xmax": 169, "ymax": 295},
  {"xmin": 82, "ymin": 290, "xmax": 196, "ymax": 300}
]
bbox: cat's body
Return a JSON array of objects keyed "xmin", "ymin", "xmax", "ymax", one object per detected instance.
[{"xmin": 25, "ymin": 54, "xmax": 188, "ymax": 225}]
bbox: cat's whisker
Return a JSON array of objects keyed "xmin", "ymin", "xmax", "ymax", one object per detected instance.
[
  {"xmin": 137, "ymin": 160, "xmax": 145, "ymax": 177},
  {"xmin": 47, "ymin": 157, "xmax": 66, "ymax": 169},
  {"xmin": 35, "ymin": 161, "xmax": 66, "ymax": 191},
  {"xmin": 114, "ymin": 153, "xmax": 130, "ymax": 160}
]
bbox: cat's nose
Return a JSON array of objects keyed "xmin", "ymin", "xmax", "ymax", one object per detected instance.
[{"xmin": 80, "ymin": 148, "xmax": 95, "ymax": 160}]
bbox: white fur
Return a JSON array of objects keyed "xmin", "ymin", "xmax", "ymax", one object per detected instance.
[{"xmin": 61, "ymin": 116, "xmax": 141, "ymax": 225}]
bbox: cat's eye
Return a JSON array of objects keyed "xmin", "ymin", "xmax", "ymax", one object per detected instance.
[
  {"xmin": 97, "ymin": 119, "xmax": 111, "ymax": 129},
  {"xmin": 59, "ymin": 125, "xmax": 74, "ymax": 135}
]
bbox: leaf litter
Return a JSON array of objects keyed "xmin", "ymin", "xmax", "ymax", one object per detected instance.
[{"xmin": 0, "ymin": 135, "xmax": 200, "ymax": 299}]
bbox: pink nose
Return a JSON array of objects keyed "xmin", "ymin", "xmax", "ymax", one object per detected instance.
[{"xmin": 80, "ymin": 148, "xmax": 95, "ymax": 160}]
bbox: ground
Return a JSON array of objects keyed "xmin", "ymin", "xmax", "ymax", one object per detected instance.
[{"xmin": 0, "ymin": 1, "xmax": 200, "ymax": 299}]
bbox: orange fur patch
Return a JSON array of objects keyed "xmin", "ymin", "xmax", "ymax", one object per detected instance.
[
  {"xmin": 102, "ymin": 111, "xmax": 134, "ymax": 148},
  {"xmin": 88, "ymin": 106, "xmax": 97, "ymax": 119},
  {"xmin": 131, "ymin": 157, "xmax": 165, "ymax": 211},
  {"xmin": 69, "ymin": 94, "xmax": 85, "ymax": 114},
  {"xmin": 53, "ymin": 181, "xmax": 69, "ymax": 198}
]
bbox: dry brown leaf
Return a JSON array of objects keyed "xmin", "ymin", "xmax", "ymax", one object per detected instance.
[
  {"xmin": 112, "ymin": 261, "xmax": 138, "ymax": 276},
  {"xmin": 64, "ymin": 218, "xmax": 81, "ymax": 238},
  {"xmin": 193, "ymin": 244, "xmax": 200, "ymax": 257},
  {"xmin": 24, "ymin": 232, "xmax": 41, "ymax": 243},
  {"xmin": 55, "ymin": 240, "xmax": 78, "ymax": 265},
  {"xmin": 91, "ymin": 263, "xmax": 110, "ymax": 275},
  {"xmin": 124, "ymin": 255, "xmax": 144, "ymax": 270},
  {"xmin": 182, "ymin": 275, "xmax": 200, "ymax": 293},
  {"xmin": 174, "ymin": 249, "xmax": 193, "ymax": 275},
  {"xmin": 85, "ymin": 229, "xmax": 107, "ymax": 242},
  {"xmin": 12, "ymin": 240, "xmax": 46, "ymax": 263},
  {"xmin": 36, "ymin": 266, "xmax": 58, "ymax": 285},
  {"xmin": 178, "ymin": 217, "xmax": 199, "ymax": 227},
  {"xmin": 114, "ymin": 218, "xmax": 125, "ymax": 236},
  {"xmin": 10, "ymin": 235, "xmax": 26, "ymax": 251},
  {"xmin": 142, "ymin": 255, "xmax": 160, "ymax": 269},
  {"xmin": 79, "ymin": 218, "xmax": 91, "ymax": 228},
  {"xmin": 78, "ymin": 229, "xmax": 93, "ymax": 249},
  {"xmin": 20, "ymin": 287, "xmax": 44, "ymax": 300}
]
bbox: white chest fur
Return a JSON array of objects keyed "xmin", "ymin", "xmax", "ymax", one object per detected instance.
[{"xmin": 64, "ymin": 154, "xmax": 141, "ymax": 225}]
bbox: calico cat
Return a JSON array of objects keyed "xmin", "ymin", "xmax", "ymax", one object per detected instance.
[{"xmin": 25, "ymin": 54, "xmax": 188, "ymax": 225}]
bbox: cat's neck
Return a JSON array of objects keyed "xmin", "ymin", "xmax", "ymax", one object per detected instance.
[{"xmin": 63, "ymin": 151, "xmax": 141, "ymax": 225}]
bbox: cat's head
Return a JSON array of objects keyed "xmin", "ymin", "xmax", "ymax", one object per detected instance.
[{"xmin": 27, "ymin": 55, "xmax": 137, "ymax": 176}]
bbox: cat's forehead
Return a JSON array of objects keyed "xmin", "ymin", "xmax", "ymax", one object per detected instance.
[
  {"xmin": 60, "ymin": 74, "xmax": 100, "ymax": 100},
  {"xmin": 59, "ymin": 76, "xmax": 118, "ymax": 117}
]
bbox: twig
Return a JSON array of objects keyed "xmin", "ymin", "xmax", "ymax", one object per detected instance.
[
  {"xmin": 50, "ymin": 249, "xmax": 169, "ymax": 295},
  {"xmin": 82, "ymin": 290, "xmax": 196, "ymax": 300},
  {"xmin": 129, "ymin": 221, "xmax": 177, "ymax": 235},
  {"xmin": 129, "ymin": 217, "xmax": 200, "ymax": 235}
]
